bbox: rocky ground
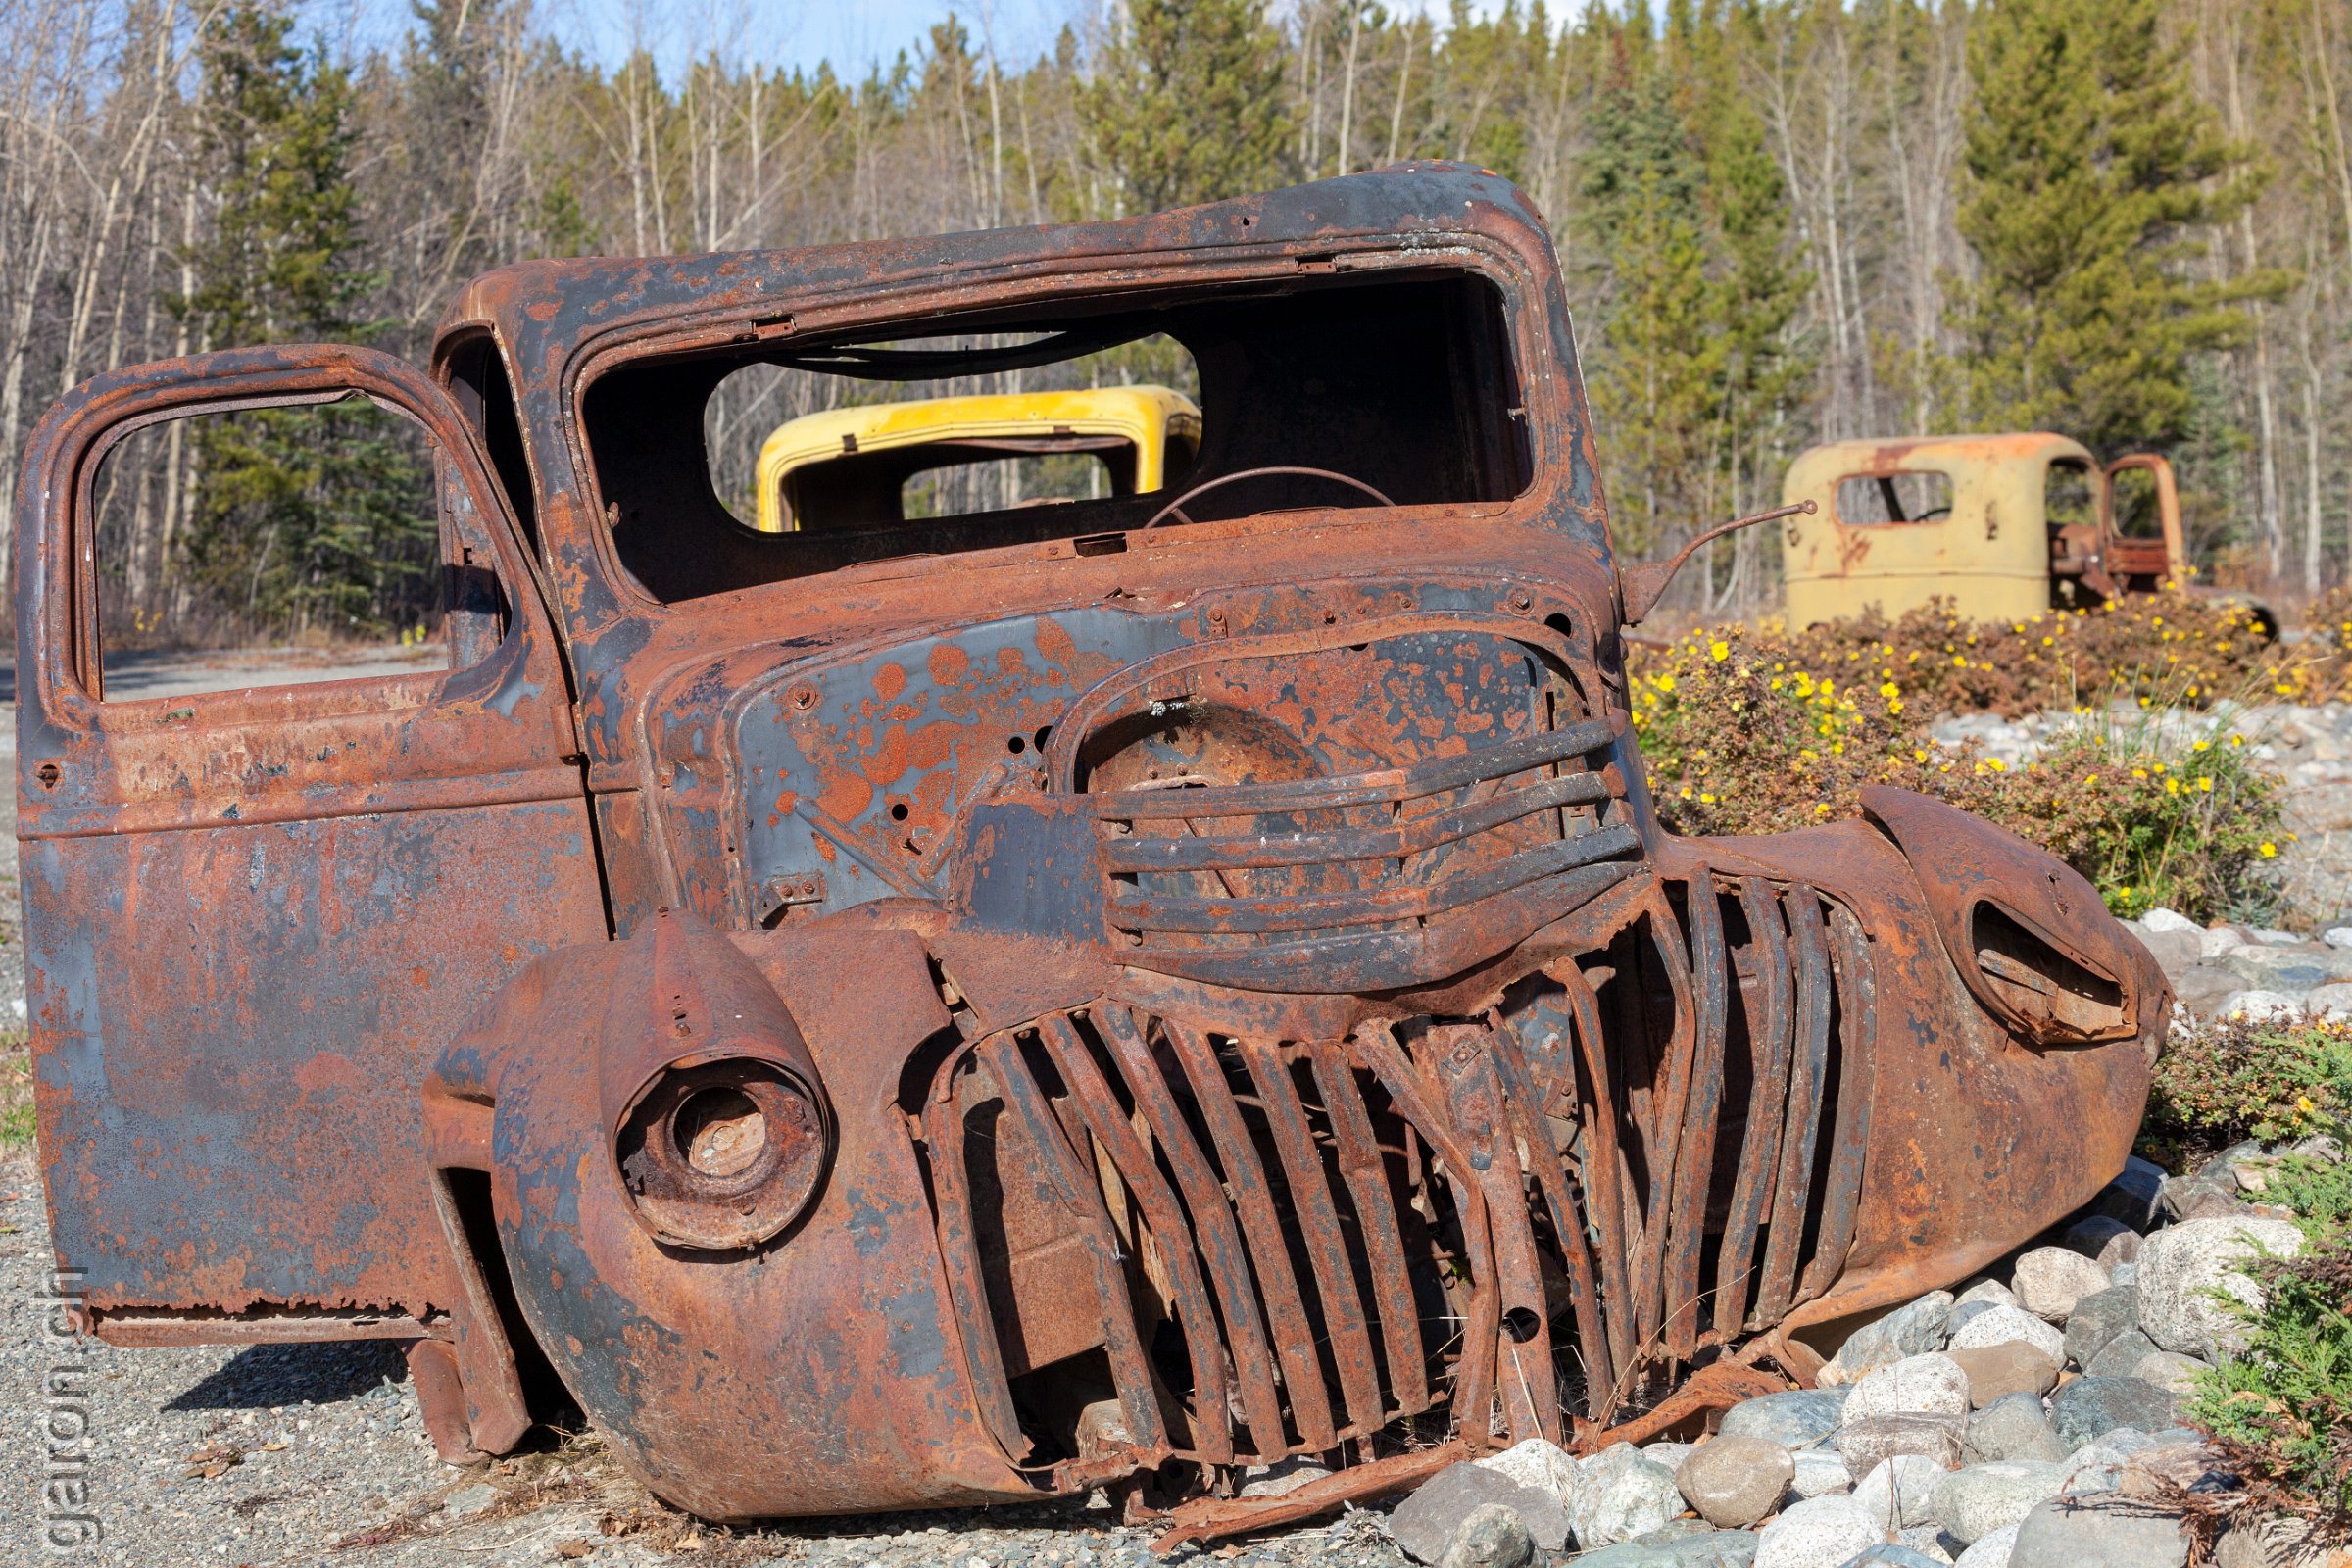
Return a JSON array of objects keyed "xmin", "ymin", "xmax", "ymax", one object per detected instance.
[{"xmin": 1374, "ymin": 1139, "xmax": 2338, "ymax": 1568}]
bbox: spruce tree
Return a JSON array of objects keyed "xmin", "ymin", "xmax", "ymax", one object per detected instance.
[
  {"xmin": 1948, "ymin": 0, "xmax": 2287, "ymax": 453},
  {"xmin": 173, "ymin": 3, "xmax": 431, "ymax": 637},
  {"xmin": 1582, "ymin": 22, "xmax": 1721, "ymax": 558},
  {"xmin": 1080, "ymin": 0, "xmax": 1293, "ymax": 213}
]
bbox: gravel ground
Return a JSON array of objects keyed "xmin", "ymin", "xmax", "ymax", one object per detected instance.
[
  {"xmin": 0, "ymin": 651, "xmax": 1401, "ymax": 1565},
  {"xmin": 0, "ymin": 1156, "xmax": 1405, "ymax": 1565}
]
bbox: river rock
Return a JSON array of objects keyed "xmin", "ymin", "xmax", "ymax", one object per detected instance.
[
  {"xmin": 1931, "ymin": 1460, "xmax": 2068, "ymax": 1544},
  {"xmin": 1439, "ymin": 1504, "xmax": 1536, "ymax": 1568},
  {"xmin": 1753, "ymin": 1495, "xmax": 1883, "ymax": 1568},
  {"xmin": 2009, "ymin": 1498, "xmax": 2187, "ymax": 1568},
  {"xmin": 1852, "ymin": 1454, "xmax": 1949, "ymax": 1529},
  {"xmin": 1947, "ymin": 1343, "xmax": 2058, "ymax": 1407},
  {"xmin": 1677, "ymin": 1437, "xmax": 1795, "ymax": 1529},
  {"xmin": 1722, "ymin": 1390, "xmax": 1850, "ymax": 1448},
  {"xmin": 2135, "ymin": 1216, "xmax": 2305, "ymax": 1359},
  {"xmin": 2061, "ymin": 1285, "xmax": 2139, "ymax": 1369},
  {"xmin": 2011, "ymin": 1248, "xmax": 2109, "ymax": 1324},
  {"xmin": 1946, "ymin": 1305, "xmax": 2067, "ymax": 1364},
  {"xmin": 1951, "ymin": 1522, "xmax": 2021, "ymax": 1568},
  {"xmin": 1962, "ymin": 1391, "xmax": 2068, "ymax": 1464},
  {"xmin": 1843, "ymin": 1354, "xmax": 1971, "ymax": 1422},
  {"xmin": 1475, "ymin": 1437, "xmax": 1576, "ymax": 1500},
  {"xmin": 2049, "ymin": 1379, "xmax": 2179, "ymax": 1450},
  {"xmin": 1834, "ymin": 1413, "xmax": 1964, "ymax": 1474},
  {"xmin": 1832, "ymin": 1293, "xmax": 1956, "ymax": 1378},
  {"xmin": 2084, "ymin": 1327, "xmax": 2160, "ymax": 1379},
  {"xmin": 2131, "ymin": 1351, "xmax": 2208, "ymax": 1396},
  {"xmin": 1790, "ymin": 1450, "xmax": 1853, "ymax": 1500},
  {"xmin": 1391, "ymin": 1463, "xmax": 1571, "ymax": 1563},
  {"xmin": 1572, "ymin": 1442, "xmax": 1687, "ymax": 1547}
]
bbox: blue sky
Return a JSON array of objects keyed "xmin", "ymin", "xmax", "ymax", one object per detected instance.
[{"xmin": 317, "ymin": 0, "xmax": 1510, "ymax": 79}]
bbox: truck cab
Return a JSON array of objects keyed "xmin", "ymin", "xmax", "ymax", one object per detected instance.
[
  {"xmin": 14, "ymin": 167, "xmax": 2162, "ymax": 1530},
  {"xmin": 1780, "ymin": 432, "xmax": 2211, "ymax": 627}
]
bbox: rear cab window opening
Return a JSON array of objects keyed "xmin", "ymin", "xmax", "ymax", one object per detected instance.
[
  {"xmin": 579, "ymin": 268, "xmax": 1532, "ymax": 607},
  {"xmin": 1834, "ymin": 469, "xmax": 1955, "ymax": 526}
]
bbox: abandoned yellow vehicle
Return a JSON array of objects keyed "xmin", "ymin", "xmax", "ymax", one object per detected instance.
[
  {"xmin": 1778, "ymin": 432, "xmax": 2261, "ymax": 629},
  {"xmin": 754, "ymin": 385, "xmax": 1202, "ymax": 532}
]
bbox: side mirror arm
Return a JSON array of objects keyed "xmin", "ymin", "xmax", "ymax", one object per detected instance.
[{"xmin": 1617, "ymin": 501, "xmax": 1815, "ymax": 626}]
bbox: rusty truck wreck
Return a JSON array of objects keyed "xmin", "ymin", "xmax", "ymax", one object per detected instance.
[{"xmin": 15, "ymin": 167, "xmax": 2165, "ymax": 1539}]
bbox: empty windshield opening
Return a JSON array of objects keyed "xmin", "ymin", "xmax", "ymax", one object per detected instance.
[{"xmin": 585, "ymin": 270, "xmax": 1527, "ymax": 604}]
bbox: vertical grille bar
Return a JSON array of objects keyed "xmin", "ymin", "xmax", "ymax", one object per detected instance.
[
  {"xmin": 977, "ymin": 1034, "xmax": 1169, "ymax": 1455},
  {"xmin": 1432, "ymin": 1039, "xmax": 1561, "ymax": 1442},
  {"xmin": 1799, "ymin": 904, "xmax": 1878, "ymax": 1302},
  {"xmin": 1716, "ymin": 876, "xmax": 1792, "ymax": 1340},
  {"xmin": 1484, "ymin": 1025, "xmax": 1615, "ymax": 1418},
  {"xmin": 1663, "ymin": 876, "xmax": 1729, "ymax": 1360},
  {"xmin": 920, "ymin": 1051, "xmax": 1032, "ymax": 1462},
  {"xmin": 1629, "ymin": 889, "xmax": 1700, "ymax": 1351},
  {"xmin": 1035, "ymin": 1013, "xmax": 1236, "ymax": 1465},
  {"xmin": 1755, "ymin": 886, "xmax": 1834, "ymax": 1324},
  {"xmin": 1094, "ymin": 1004, "xmax": 1290, "ymax": 1459},
  {"xmin": 1162, "ymin": 1022, "xmax": 1341, "ymax": 1454},
  {"xmin": 1555, "ymin": 959, "xmax": 1639, "ymax": 1384},
  {"xmin": 1355, "ymin": 1024, "xmax": 1501, "ymax": 1446},
  {"xmin": 1307, "ymin": 1043, "xmax": 1430, "ymax": 1418},
  {"xmin": 1236, "ymin": 1036, "xmax": 1387, "ymax": 1438}
]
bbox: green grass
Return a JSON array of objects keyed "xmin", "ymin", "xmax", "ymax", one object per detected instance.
[{"xmin": 0, "ymin": 1034, "xmax": 31, "ymax": 1151}]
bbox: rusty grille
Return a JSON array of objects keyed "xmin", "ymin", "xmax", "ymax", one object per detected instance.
[
  {"xmin": 1093, "ymin": 714, "xmax": 1640, "ymax": 993},
  {"xmin": 915, "ymin": 873, "xmax": 1875, "ymax": 1470}
]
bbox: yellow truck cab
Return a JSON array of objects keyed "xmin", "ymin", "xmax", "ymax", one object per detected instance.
[
  {"xmin": 755, "ymin": 385, "xmax": 1201, "ymax": 533},
  {"xmin": 1780, "ymin": 432, "xmax": 2194, "ymax": 627}
]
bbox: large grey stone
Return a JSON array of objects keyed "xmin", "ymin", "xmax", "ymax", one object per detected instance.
[
  {"xmin": 2011, "ymin": 1249, "xmax": 2109, "ymax": 1325},
  {"xmin": 2132, "ymin": 1351, "xmax": 2207, "ymax": 1396},
  {"xmin": 1834, "ymin": 1548, "xmax": 1944, "ymax": 1568},
  {"xmin": 1852, "ymin": 1455, "xmax": 1949, "ymax": 1529},
  {"xmin": 2062, "ymin": 1285, "xmax": 2139, "ymax": 1369},
  {"xmin": 2009, "ymin": 1498, "xmax": 2187, "ymax": 1568},
  {"xmin": 1571, "ymin": 1442, "xmax": 1687, "ymax": 1547},
  {"xmin": 1789, "ymin": 1450, "xmax": 1853, "ymax": 1500},
  {"xmin": 1951, "ymin": 1522, "xmax": 2021, "ymax": 1568},
  {"xmin": 2061, "ymin": 1215, "xmax": 2134, "ymax": 1260},
  {"xmin": 1677, "ymin": 1436, "xmax": 1795, "ymax": 1529},
  {"xmin": 1753, "ymin": 1495, "xmax": 1884, "ymax": 1568},
  {"xmin": 2084, "ymin": 1327, "xmax": 2160, "ymax": 1380},
  {"xmin": 1390, "ymin": 1463, "xmax": 1571, "ymax": 1563},
  {"xmin": 1586, "ymin": 1531, "xmax": 1766, "ymax": 1568},
  {"xmin": 1947, "ymin": 1305, "xmax": 2067, "ymax": 1364},
  {"xmin": 1891, "ymin": 1526, "xmax": 1955, "ymax": 1564},
  {"xmin": 2091, "ymin": 1156, "xmax": 2167, "ymax": 1230},
  {"xmin": 1963, "ymin": 1392, "xmax": 2068, "ymax": 1464},
  {"xmin": 1955, "ymin": 1279, "xmax": 2022, "ymax": 1310},
  {"xmin": 1844, "ymin": 1354, "xmax": 1972, "ymax": 1422},
  {"xmin": 2049, "ymin": 1379, "xmax": 2179, "ymax": 1450},
  {"xmin": 1722, "ymin": 1390, "xmax": 1850, "ymax": 1449},
  {"xmin": 2135, "ymin": 1216, "xmax": 2305, "ymax": 1359},
  {"xmin": 1439, "ymin": 1504, "xmax": 1536, "ymax": 1568},
  {"xmin": 1833, "ymin": 1293, "xmax": 1957, "ymax": 1378},
  {"xmin": 1931, "ymin": 1461, "xmax": 2068, "ymax": 1544},
  {"xmin": 1474, "ymin": 1437, "xmax": 1575, "ymax": 1501},
  {"xmin": 1834, "ymin": 1413, "xmax": 1965, "ymax": 1474}
]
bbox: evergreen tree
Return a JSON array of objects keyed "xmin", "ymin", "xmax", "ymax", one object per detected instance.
[
  {"xmin": 1948, "ymin": 0, "xmax": 2289, "ymax": 453},
  {"xmin": 1080, "ymin": 0, "xmax": 1294, "ymax": 213},
  {"xmin": 1582, "ymin": 20, "xmax": 1721, "ymax": 558},
  {"xmin": 173, "ymin": 3, "xmax": 431, "ymax": 636}
]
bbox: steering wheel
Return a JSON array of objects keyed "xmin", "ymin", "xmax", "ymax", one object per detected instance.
[{"xmin": 1141, "ymin": 466, "xmax": 1395, "ymax": 529}]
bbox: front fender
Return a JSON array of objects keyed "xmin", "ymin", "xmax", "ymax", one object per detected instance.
[{"xmin": 426, "ymin": 914, "xmax": 1032, "ymax": 1519}]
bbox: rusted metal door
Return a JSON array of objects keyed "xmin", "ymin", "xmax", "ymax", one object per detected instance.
[
  {"xmin": 13, "ymin": 345, "xmax": 607, "ymax": 1333},
  {"xmin": 2101, "ymin": 454, "xmax": 2185, "ymax": 587}
]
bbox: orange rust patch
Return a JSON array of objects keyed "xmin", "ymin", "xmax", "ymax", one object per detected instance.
[
  {"xmin": 927, "ymin": 642, "xmax": 970, "ymax": 684},
  {"xmin": 872, "ymin": 662, "xmax": 907, "ymax": 702}
]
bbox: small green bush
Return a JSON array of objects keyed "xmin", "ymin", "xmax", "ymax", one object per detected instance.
[
  {"xmin": 2144, "ymin": 1015, "xmax": 2352, "ymax": 1169},
  {"xmin": 2186, "ymin": 1147, "xmax": 2352, "ymax": 1528}
]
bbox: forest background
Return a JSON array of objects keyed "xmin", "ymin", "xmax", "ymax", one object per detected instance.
[{"xmin": 3, "ymin": 0, "xmax": 2349, "ymax": 642}]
